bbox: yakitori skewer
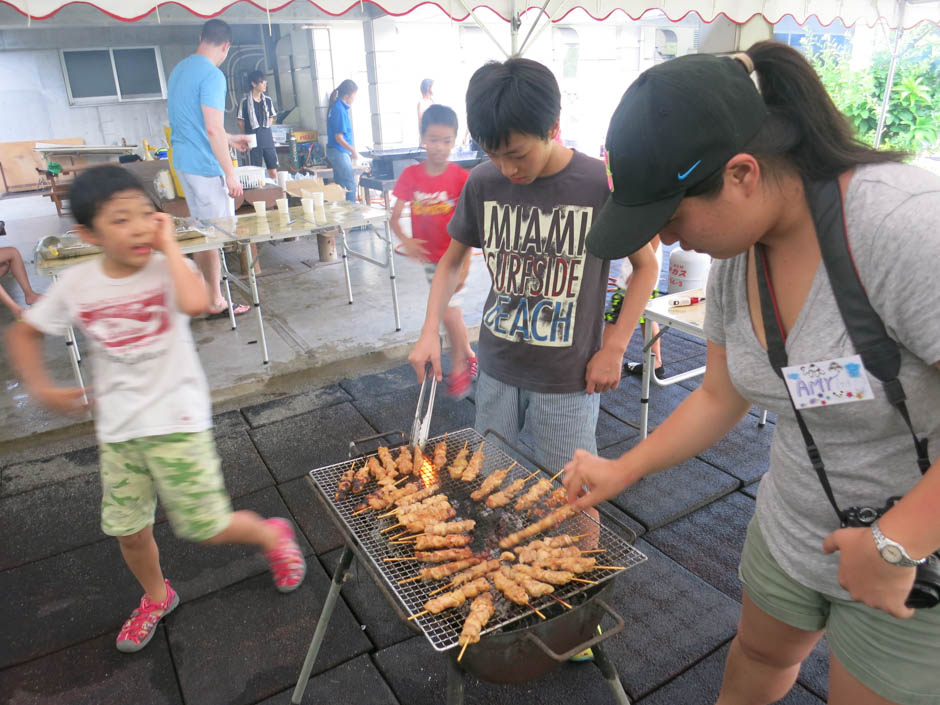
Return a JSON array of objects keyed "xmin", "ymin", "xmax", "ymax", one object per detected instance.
[
  {"xmin": 498, "ymin": 505, "xmax": 577, "ymax": 549},
  {"xmin": 427, "ymin": 559, "xmax": 500, "ymax": 595},
  {"xmin": 447, "ymin": 442, "xmax": 470, "ymax": 479},
  {"xmin": 416, "ymin": 519, "xmax": 476, "ymax": 537},
  {"xmin": 351, "ymin": 462, "xmax": 372, "ymax": 493},
  {"xmin": 377, "ymin": 446, "xmax": 398, "ymax": 475},
  {"xmin": 457, "ymin": 591, "xmax": 494, "ymax": 662},
  {"xmin": 469, "ymin": 462, "xmax": 516, "ymax": 501},
  {"xmin": 335, "ymin": 465, "xmax": 357, "ymax": 501},
  {"xmin": 405, "ymin": 558, "xmax": 481, "ymax": 584},
  {"xmin": 414, "ymin": 547, "xmax": 474, "ymax": 563},
  {"xmin": 485, "ymin": 470, "xmax": 540, "ymax": 508},
  {"xmin": 513, "ymin": 469, "xmax": 565, "ymax": 511},
  {"xmin": 409, "ymin": 534, "xmax": 473, "ymax": 551},
  {"xmin": 460, "ymin": 442, "xmax": 486, "ymax": 482},
  {"xmin": 397, "ymin": 446, "xmax": 414, "ymax": 475},
  {"xmin": 433, "ymin": 436, "xmax": 448, "ymax": 470}
]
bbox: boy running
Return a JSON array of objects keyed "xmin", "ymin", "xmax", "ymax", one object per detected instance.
[
  {"xmin": 6, "ymin": 166, "xmax": 306, "ymax": 653},
  {"xmin": 391, "ymin": 104, "xmax": 476, "ymax": 397},
  {"xmin": 410, "ymin": 58, "xmax": 658, "ymax": 474}
]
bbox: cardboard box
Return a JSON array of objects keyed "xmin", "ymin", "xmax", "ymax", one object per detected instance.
[{"xmin": 286, "ymin": 178, "xmax": 346, "ymax": 202}]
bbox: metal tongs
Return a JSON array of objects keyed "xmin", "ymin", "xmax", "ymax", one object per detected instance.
[{"xmin": 409, "ymin": 362, "xmax": 438, "ymax": 450}]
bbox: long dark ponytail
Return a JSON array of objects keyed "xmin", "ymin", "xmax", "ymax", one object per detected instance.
[
  {"xmin": 328, "ymin": 79, "xmax": 358, "ymax": 112},
  {"xmin": 743, "ymin": 41, "xmax": 905, "ymax": 180}
]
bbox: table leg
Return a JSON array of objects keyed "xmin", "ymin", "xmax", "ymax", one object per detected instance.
[
  {"xmin": 341, "ymin": 228, "xmax": 354, "ymax": 305},
  {"xmin": 640, "ymin": 317, "xmax": 653, "ymax": 439},
  {"xmin": 758, "ymin": 409, "xmax": 768, "ymax": 428},
  {"xmin": 244, "ymin": 247, "xmax": 270, "ymax": 365},
  {"xmin": 384, "ymin": 221, "xmax": 401, "ymax": 331},
  {"xmin": 219, "ymin": 247, "xmax": 237, "ymax": 330}
]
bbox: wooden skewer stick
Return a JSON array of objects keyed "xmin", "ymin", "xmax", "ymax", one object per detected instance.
[
  {"xmin": 581, "ymin": 549, "xmax": 606, "ymax": 554},
  {"xmin": 351, "ymin": 507, "xmax": 369, "ymax": 516},
  {"xmin": 457, "ymin": 641, "xmax": 469, "ymax": 662},
  {"xmin": 549, "ymin": 594, "xmax": 573, "ymax": 610},
  {"xmin": 427, "ymin": 582, "xmax": 455, "ymax": 596},
  {"xmin": 407, "ymin": 610, "xmax": 429, "ymax": 621},
  {"xmin": 377, "ymin": 508, "xmax": 399, "ymax": 519},
  {"xmin": 531, "ymin": 606, "xmax": 546, "ymax": 620},
  {"xmin": 380, "ymin": 523, "xmax": 404, "ymax": 533},
  {"xmin": 383, "ymin": 556, "xmax": 418, "ymax": 562},
  {"xmin": 593, "ymin": 565, "xmax": 626, "ymax": 571},
  {"xmin": 397, "ymin": 576, "xmax": 422, "ymax": 584},
  {"xmin": 388, "ymin": 529, "xmax": 412, "ymax": 541},
  {"xmin": 569, "ymin": 533, "xmax": 590, "ymax": 541},
  {"xmin": 521, "ymin": 469, "xmax": 541, "ymax": 484},
  {"xmin": 570, "ymin": 577, "xmax": 598, "ymax": 585},
  {"xmin": 548, "ymin": 468, "xmax": 565, "ymax": 483}
]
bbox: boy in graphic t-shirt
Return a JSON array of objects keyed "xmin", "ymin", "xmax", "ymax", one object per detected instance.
[
  {"xmin": 391, "ymin": 104, "xmax": 476, "ymax": 397},
  {"xmin": 410, "ymin": 58, "xmax": 659, "ymax": 477},
  {"xmin": 6, "ymin": 166, "xmax": 306, "ymax": 655}
]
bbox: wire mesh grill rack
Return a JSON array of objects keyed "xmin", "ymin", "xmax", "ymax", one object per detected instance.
[{"xmin": 309, "ymin": 427, "xmax": 647, "ymax": 652}]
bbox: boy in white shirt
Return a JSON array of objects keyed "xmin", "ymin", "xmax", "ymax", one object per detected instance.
[{"xmin": 6, "ymin": 166, "xmax": 306, "ymax": 653}]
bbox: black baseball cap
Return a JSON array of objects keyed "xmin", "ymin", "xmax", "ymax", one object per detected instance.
[{"xmin": 587, "ymin": 54, "xmax": 768, "ymax": 259}]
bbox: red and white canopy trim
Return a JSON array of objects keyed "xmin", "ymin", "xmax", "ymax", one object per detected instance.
[{"xmin": 2, "ymin": 0, "xmax": 938, "ymax": 28}]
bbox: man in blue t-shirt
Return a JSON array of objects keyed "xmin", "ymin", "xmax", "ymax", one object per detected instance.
[{"xmin": 168, "ymin": 19, "xmax": 251, "ymax": 319}]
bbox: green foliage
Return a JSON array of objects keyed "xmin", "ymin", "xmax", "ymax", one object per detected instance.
[{"xmin": 804, "ymin": 26, "xmax": 940, "ymax": 155}]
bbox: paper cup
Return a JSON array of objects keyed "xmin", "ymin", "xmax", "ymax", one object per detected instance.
[
  {"xmin": 302, "ymin": 198, "xmax": 314, "ymax": 215},
  {"xmin": 246, "ymin": 133, "xmax": 258, "ymax": 149},
  {"xmin": 301, "ymin": 189, "xmax": 314, "ymax": 200},
  {"xmin": 252, "ymin": 201, "xmax": 266, "ymax": 216},
  {"xmin": 276, "ymin": 198, "xmax": 289, "ymax": 215},
  {"xmin": 277, "ymin": 171, "xmax": 289, "ymax": 191},
  {"xmin": 310, "ymin": 192, "xmax": 325, "ymax": 209}
]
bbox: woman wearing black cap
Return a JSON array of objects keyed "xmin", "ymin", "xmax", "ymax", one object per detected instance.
[{"xmin": 564, "ymin": 41, "xmax": 940, "ymax": 705}]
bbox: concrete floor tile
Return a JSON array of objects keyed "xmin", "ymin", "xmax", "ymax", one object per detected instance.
[
  {"xmin": 0, "ymin": 538, "xmax": 141, "ymax": 668},
  {"xmin": 741, "ymin": 479, "xmax": 761, "ymax": 499},
  {"xmin": 352, "ymin": 387, "xmax": 476, "ymax": 441},
  {"xmin": 600, "ymin": 438, "xmax": 739, "ymax": 531},
  {"xmin": 215, "ymin": 431, "xmax": 277, "ymax": 499},
  {"xmin": 0, "ymin": 630, "xmax": 183, "ymax": 705},
  {"xmin": 249, "ymin": 402, "xmax": 377, "ymax": 482},
  {"xmin": 214, "ymin": 409, "xmax": 250, "ymax": 437},
  {"xmin": 602, "ymin": 540, "xmax": 741, "ymax": 698},
  {"xmin": 0, "ymin": 471, "xmax": 103, "ymax": 571},
  {"xmin": 278, "ymin": 477, "xmax": 346, "ymax": 556},
  {"xmin": 241, "ymin": 385, "xmax": 352, "ymax": 428},
  {"xmin": 255, "ymin": 654, "xmax": 399, "ymax": 705},
  {"xmin": 339, "ymin": 363, "xmax": 419, "ymax": 400},
  {"xmin": 698, "ymin": 416, "xmax": 773, "ymax": 484},
  {"xmin": 373, "ymin": 636, "xmax": 618, "ymax": 705},
  {"xmin": 1, "ymin": 444, "xmax": 99, "ymax": 498},
  {"xmin": 167, "ymin": 570, "xmax": 371, "ymax": 705},
  {"xmin": 320, "ymin": 548, "xmax": 417, "ymax": 650},
  {"xmin": 596, "ymin": 409, "xmax": 639, "ymax": 451},
  {"xmin": 636, "ymin": 643, "xmax": 824, "ymax": 705},
  {"xmin": 644, "ymin": 493, "xmax": 756, "ymax": 601},
  {"xmin": 600, "ymin": 376, "xmax": 691, "ymax": 430}
]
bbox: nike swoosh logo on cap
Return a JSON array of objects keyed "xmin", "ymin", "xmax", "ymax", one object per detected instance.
[{"xmin": 677, "ymin": 160, "xmax": 702, "ymax": 180}]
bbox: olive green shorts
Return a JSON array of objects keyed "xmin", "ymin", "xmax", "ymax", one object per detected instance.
[
  {"xmin": 740, "ymin": 517, "xmax": 940, "ymax": 705},
  {"xmin": 99, "ymin": 431, "xmax": 233, "ymax": 542}
]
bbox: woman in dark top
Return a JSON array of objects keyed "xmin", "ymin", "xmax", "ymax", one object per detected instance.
[{"xmin": 237, "ymin": 70, "xmax": 278, "ymax": 178}]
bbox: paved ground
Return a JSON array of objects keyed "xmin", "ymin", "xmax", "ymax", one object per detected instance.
[{"xmin": 0, "ymin": 331, "xmax": 830, "ymax": 705}]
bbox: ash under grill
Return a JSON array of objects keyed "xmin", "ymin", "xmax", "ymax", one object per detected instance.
[{"xmin": 309, "ymin": 427, "xmax": 647, "ymax": 652}]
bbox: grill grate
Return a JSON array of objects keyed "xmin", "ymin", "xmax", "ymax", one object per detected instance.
[{"xmin": 309, "ymin": 427, "xmax": 646, "ymax": 652}]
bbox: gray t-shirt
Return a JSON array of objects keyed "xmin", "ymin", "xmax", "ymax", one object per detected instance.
[
  {"xmin": 448, "ymin": 151, "xmax": 611, "ymax": 393},
  {"xmin": 704, "ymin": 162, "xmax": 940, "ymax": 599}
]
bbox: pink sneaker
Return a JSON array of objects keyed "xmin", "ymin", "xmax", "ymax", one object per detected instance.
[
  {"xmin": 467, "ymin": 356, "xmax": 478, "ymax": 379},
  {"xmin": 116, "ymin": 579, "xmax": 179, "ymax": 653},
  {"xmin": 264, "ymin": 518, "xmax": 307, "ymax": 593}
]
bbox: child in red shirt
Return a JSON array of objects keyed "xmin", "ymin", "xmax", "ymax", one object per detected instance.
[{"xmin": 391, "ymin": 105, "xmax": 475, "ymax": 397}]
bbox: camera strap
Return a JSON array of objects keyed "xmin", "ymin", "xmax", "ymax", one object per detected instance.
[{"xmin": 755, "ymin": 178, "xmax": 930, "ymax": 524}]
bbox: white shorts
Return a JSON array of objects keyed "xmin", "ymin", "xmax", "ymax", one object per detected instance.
[
  {"xmin": 176, "ymin": 171, "xmax": 235, "ymax": 220},
  {"xmin": 423, "ymin": 262, "xmax": 465, "ymax": 309}
]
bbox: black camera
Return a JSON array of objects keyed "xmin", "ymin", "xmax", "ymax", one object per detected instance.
[{"xmin": 842, "ymin": 498, "xmax": 940, "ymax": 610}]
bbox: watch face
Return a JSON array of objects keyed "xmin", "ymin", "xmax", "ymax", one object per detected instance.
[{"xmin": 882, "ymin": 545, "xmax": 904, "ymax": 564}]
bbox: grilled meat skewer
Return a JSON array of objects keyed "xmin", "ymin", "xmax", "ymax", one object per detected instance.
[
  {"xmin": 422, "ymin": 519, "xmax": 476, "ymax": 536},
  {"xmin": 415, "ymin": 558, "xmax": 481, "ymax": 582},
  {"xmin": 491, "ymin": 569, "xmax": 530, "ymax": 605},
  {"xmin": 448, "ymin": 442, "xmax": 470, "ymax": 479},
  {"xmin": 470, "ymin": 465, "xmax": 511, "ymax": 501},
  {"xmin": 498, "ymin": 505, "xmax": 577, "ymax": 549},
  {"xmin": 397, "ymin": 446, "xmax": 414, "ymax": 475},
  {"xmin": 433, "ymin": 439, "xmax": 448, "ymax": 470},
  {"xmin": 415, "ymin": 547, "xmax": 474, "ymax": 563},
  {"xmin": 335, "ymin": 466, "xmax": 356, "ymax": 501},
  {"xmin": 512, "ymin": 563, "xmax": 579, "ymax": 586},
  {"xmin": 460, "ymin": 444, "xmax": 485, "ymax": 482},
  {"xmin": 413, "ymin": 534, "xmax": 473, "ymax": 550},
  {"xmin": 502, "ymin": 566, "xmax": 554, "ymax": 597},
  {"xmin": 377, "ymin": 446, "xmax": 398, "ymax": 474},
  {"xmin": 459, "ymin": 592, "xmax": 495, "ymax": 646},
  {"xmin": 514, "ymin": 478, "xmax": 553, "ymax": 511},
  {"xmin": 485, "ymin": 476, "xmax": 530, "ymax": 508},
  {"xmin": 351, "ymin": 463, "xmax": 372, "ymax": 493},
  {"xmin": 424, "ymin": 577, "xmax": 491, "ymax": 614}
]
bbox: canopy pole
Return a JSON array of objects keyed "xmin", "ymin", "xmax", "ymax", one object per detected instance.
[
  {"xmin": 874, "ymin": 0, "xmax": 906, "ymax": 148},
  {"xmin": 455, "ymin": 0, "xmax": 510, "ymax": 58},
  {"xmin": 510, "ymin": 0, "xmax": 521, "ymax": 55},
  {"xmin": 517, "ymin": 0, "xmax": 553, "ymax": 56}
]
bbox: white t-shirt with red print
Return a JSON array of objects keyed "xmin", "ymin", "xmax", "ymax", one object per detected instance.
[{"xmin": 25, "ymin": 254, "xmax": 212, "ymax": 443}]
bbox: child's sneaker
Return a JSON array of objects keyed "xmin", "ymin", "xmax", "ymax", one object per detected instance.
[
  {"xmin": 264, "ymin": 518, "xmax": 307, "ymax": 593},
  {"xmin": 467, "ymin": 356, "xmax": 478, "ymax": 379},
  {"xmin": 447, "ymin": 369, "xmax": 473, "ymax": 399},
  {"xmin": 115, "ymin": 579, "xmax": 179, "ymax": 653}
]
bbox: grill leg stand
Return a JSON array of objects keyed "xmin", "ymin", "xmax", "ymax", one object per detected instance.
[
  {"xmin": 290, "ymin": 547, "xmax": 354, "ymax": 704},
  {"xmin": 445, "ymin": 655, "xmax": 465, "ymax": 705},
  {"xmin": 592, "ymin": 642, "xmax": 631, "ymax": 705}
]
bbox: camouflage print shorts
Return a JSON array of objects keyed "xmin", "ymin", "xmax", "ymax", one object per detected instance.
[{"xmin": 99, "ymin": 430, "xmax": 233, "ymax": 542}]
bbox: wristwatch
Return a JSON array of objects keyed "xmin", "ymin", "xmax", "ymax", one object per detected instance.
[{"xmin": 871, "ymin": 521, "xmax": 927, "ymax": 567}]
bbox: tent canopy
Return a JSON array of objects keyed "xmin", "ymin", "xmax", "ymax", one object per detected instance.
[{"xmin": 3, "ymin": 0, "xmax": 937, "ymax": 28}]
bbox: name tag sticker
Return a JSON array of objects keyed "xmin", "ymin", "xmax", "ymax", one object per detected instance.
[{"xmin": 782, "ymin": 354, "xmax": 875, "ymax": 409}]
